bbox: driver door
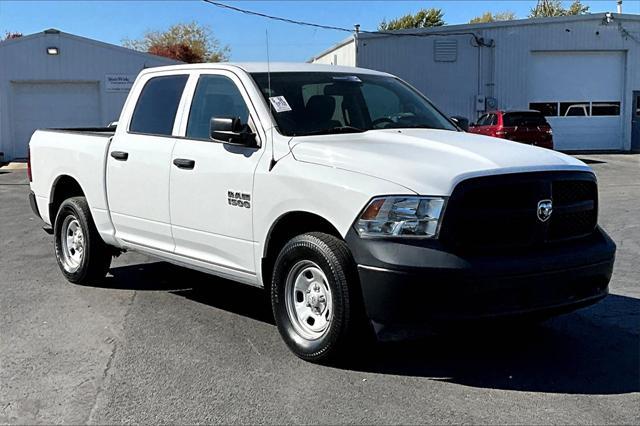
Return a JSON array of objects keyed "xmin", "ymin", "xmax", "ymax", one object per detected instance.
[{"xmin": 169, "ymin": 71, "xmax": 265, "ymax": 276}]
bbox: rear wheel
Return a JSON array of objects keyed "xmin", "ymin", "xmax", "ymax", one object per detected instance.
[
  {"xmin": 54, "ymin": 196, "xmax": 112, "ymax": 284},
  {"xmin": 271, "ymin": 232, "xmax": 369, "ymax": 362}
]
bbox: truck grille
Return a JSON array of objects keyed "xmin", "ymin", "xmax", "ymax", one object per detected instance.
[{"xmin": 439, "ymin": 171, "xmax": 598, "ymax": 252}]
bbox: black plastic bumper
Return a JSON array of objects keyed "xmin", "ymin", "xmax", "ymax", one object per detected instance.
[
  {"xmin": 28, "ymin": 190, "xmax": 41, "ymax": 220},
  {"xmin": 346, "ymin": 227, "xmax": 616, "ymax": 326}
]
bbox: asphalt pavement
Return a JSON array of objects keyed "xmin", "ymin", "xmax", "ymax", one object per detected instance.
[{"xmin": 1, "ymin": 155, "xmax": 638, "ymax": 424}]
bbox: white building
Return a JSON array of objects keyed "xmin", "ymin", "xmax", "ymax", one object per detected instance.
[
  {"xmin": 0, "ymin": 29, "xmax": 178, "ymax": 161},
  {"xmin": 311, "ymin": 13, "xmax": 640, "ymax": 152}
]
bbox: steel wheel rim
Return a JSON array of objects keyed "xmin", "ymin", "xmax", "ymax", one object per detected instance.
[
  {"xmin": 60, "ymin": 215, "xmax": 84, "ymax": 273},
  {"xmin": 284, "ymin": 260, "xmax": 333, "ymax": 341}
]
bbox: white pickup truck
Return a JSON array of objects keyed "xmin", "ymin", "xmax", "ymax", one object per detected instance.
[{"xmin": 29, "ymin": 63, "xmax": 616, "ymax": 362}]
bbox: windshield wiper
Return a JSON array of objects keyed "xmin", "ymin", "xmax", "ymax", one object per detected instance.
[{"xmin": 295, "ymin": 126, "xmax": 366, "ymax": 136}]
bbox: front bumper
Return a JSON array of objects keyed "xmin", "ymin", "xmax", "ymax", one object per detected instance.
[{"xmin": 346, "ymin": 227, "xmax": 615, "ymax": 326}]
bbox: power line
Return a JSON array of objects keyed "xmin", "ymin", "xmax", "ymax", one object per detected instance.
[
  {"xmin": 202, "ymin": 0, "xmax": 490, "ymax": 46},
  {"xmin": 203, "ymin": 0, "xmax": 354, "ymax": 33}
]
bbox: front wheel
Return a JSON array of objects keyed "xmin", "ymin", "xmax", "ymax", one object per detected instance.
[
  {"xmin": 271, "ymin": 232, "xmax": 368, "ymax": 362},
  {"xmin": 54, "ymin": 196, "xmax": 112, "ymax": 284}
]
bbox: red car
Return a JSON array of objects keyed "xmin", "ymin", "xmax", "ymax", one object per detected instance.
[{"xmin": 469, "ymin": 110, "xmax": 554, "ymax": 149}]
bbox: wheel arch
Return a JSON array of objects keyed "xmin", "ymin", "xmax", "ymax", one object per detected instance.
[
  {"xmin": 49, "ymin": 175, "xmax": 86, "ymax": 223},
  {"xmin": 261, "ymin": 211, "xmax": 344, "ymax": 292}
]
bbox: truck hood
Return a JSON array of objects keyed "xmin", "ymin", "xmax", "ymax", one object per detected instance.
[{"xmin": 289, "ymin": 128, "xmax": 591, "ymax": 195}]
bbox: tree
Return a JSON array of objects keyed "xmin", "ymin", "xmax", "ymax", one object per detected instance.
[
  {"xmin": 567, "ymin": 0, "xmax": 590, "ymax": 15},
  {"xmin": 469, "ymin": 11, "xmax": 517, "ymax": 24},
  {"xmin": 378, "ymin": 8, "xmax": 445, "ymax": 31},
  {"xmin": 529, "ymin": 0, "xmax": 589, "ymax": 18},
  {"xmin": 3, "ymin": 32, "xmax": 22, "ymax": 41},
  {"xmin": 148, "ymin": 43, "xmax": 201, "ymax": 64},
  {"xmin": 122, "ymin": 22, "xmax": 229, "ymax": 63}
]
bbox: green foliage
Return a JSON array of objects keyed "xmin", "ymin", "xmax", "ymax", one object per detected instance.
[
  {"xmin": 567, "ymin": 0, "xmax": 590, "ymax": 15},
  {"xmin": 469, "ymin": 11, "xmax": 517, "ymax": 24},
  {"xmin": 529, "ymin": 0, "xmax": 590, "ymax": 18},
  {"xmin": 3, "ymin": 31, "xmax": 23, "ymax": 41},
  {"xmin": 122, "ymin": 22, "xmax": 229, "ymax": 63},
  {"xmin": 378, "ymin": 8, "xmax": 445, "ymax": 31}
]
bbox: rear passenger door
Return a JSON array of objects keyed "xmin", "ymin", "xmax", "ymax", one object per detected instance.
[
  {"xmin": 169, "ymin": 71, "xmax": 265, "ymax": 279},
  {"xmin": 107, "ymin": 73, "xmax": 188, "ymax": 252}
]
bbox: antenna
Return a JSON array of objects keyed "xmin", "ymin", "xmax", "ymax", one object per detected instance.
[{"xmin": 266, "ymin": 28, "xmax": 277, "ymax": 171}]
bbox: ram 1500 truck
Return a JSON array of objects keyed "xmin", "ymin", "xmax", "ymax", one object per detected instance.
[{"xmin": 28, "ymin": 63, "xmax": 616, "ymax": 362}]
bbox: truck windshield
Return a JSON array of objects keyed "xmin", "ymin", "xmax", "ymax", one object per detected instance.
[{"xmin": 251, "ymin": 72, "xmax": 457, "ymax": 136}]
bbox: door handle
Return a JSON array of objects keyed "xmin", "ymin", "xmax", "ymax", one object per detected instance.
[
  {"xmin": 110, "ymin": 151, "xmax": 128, "ymax": 161},
  {"xmin": 173, "ymin": 158, "xmax": 195, "ymax": 170}
]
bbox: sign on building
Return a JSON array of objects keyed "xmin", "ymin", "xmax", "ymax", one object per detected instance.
[{"xmin": 105, "ymin": 74, "xmax": 136, "ymax": 92}]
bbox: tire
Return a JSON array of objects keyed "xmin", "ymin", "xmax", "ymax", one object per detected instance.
[
  {"xmin": 271, "ymin": 232, "xmax": 369, "ymax": 362},
  {"xmin": 54, "ymin": 196, "xmax": 112, "ymax": 284}
]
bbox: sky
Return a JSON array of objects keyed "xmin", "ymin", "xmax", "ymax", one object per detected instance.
[{"xmin": 1, "ymin": 1, "xmax": 637, "ymax": 62}]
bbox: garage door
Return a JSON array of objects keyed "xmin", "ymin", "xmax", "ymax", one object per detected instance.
[
  {"xmin": 528, "ymin": 51, "xmax": 624, "ymax": 151},
  {"xmin": 11, "ymin": 82, "xmax": 101, "ymax": 158}
]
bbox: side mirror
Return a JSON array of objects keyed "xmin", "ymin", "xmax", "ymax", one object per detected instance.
[
  {"xmin": 210, "ymin": 117, "xmax": 257, "ymax": 147},
  {"xmin": 450, "ymin": 116, "xmax": 470, "ymax": 132}
]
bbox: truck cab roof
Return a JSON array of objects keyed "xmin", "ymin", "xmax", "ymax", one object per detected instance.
[{"xmin": 139, "ymin": 62, "xmax": 392, "ymax": 76}]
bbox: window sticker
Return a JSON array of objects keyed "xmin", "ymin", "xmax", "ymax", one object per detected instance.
[{"xmin": 269, "ymin": 96, "xmax": 292, "ymax": 113}]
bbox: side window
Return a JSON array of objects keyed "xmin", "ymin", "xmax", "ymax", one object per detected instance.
[
  {"xmin": 477, "ymin": 114, "xmax": 488, "ymax": 126},
  {"xmin": 130, "ymin": 75, "xmax": 188, "ymax": 136},
  {"xmin": 487, "ymin": 114, "xmax": 498, "ymax": 126},
  {"xmin": 186, "ymin": 75, "xmax": 250, "ymax": 140}
]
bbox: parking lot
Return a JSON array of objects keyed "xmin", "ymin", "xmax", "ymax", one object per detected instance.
[{"xmin": 1, "ymin": 154, "xmax": 638, "ymax": 424}]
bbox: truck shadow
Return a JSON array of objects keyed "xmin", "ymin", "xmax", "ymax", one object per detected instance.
[
  {"xmin": 101, "ymin": 261, "xmax": 274, "ymax": 323},
  {"xmin": 343, "ymin": 299, "xmax": 639, "ymax": 395},
  {"xmin": 105, "ymin": 261, "xmax": 639, "ymax": 395}
]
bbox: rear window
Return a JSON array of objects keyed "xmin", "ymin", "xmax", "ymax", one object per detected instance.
[
  {"xmin": 503, "ymin": 112, "xmax": 547, "ymax": 127},
  {"xmin": 130, "ymin": 75, "xmax": 188, "ymax": 136}
]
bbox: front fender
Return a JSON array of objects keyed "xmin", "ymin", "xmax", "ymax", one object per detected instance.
[{"xmin": 253, "ymin": 158, "xmax": 414, "ymax": 261}]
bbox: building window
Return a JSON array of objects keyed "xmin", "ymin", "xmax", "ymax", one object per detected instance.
[
  {"xmin": 529, "ymin": 102, "xmax": 558, "ymax": 117},
  {"xmin": 591, "ymin": 102, "xmax": 620, "ymax": 116},
  {"xmin": 560, "ymin": 102, "xmax": 590, "ymax": 117},
  {"xmin": 531, "ymin": 101, "xmax": 621, "ymax": 118}
]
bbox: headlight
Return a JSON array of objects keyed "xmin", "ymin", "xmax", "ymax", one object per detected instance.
[{"xmin": 355, "ymin": 196, "xmax": 445, "ymax": 238}]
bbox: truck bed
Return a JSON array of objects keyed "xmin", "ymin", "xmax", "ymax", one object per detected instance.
[{"xmin": 29, "ymin": 128, "xmax": 114, "ymax": 227}]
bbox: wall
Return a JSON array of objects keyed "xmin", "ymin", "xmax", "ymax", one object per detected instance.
[
  {"xmin": 312, "ymin": 39, "xmax": 356, "ymax": 66},
  {"xmin": 352, "ymin": 15, "xmax": 640, "ymax": 151},
  {"xmin": 0, "ymin": 31, "xmax": 177, "ymax": 160},
  {"xmin": 356, "ymin": 33, "xmax": 483, "ymax": 121},
  {"xmin": 484, "ymin": 16, "xmax": 640, "ymax": 151}
]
